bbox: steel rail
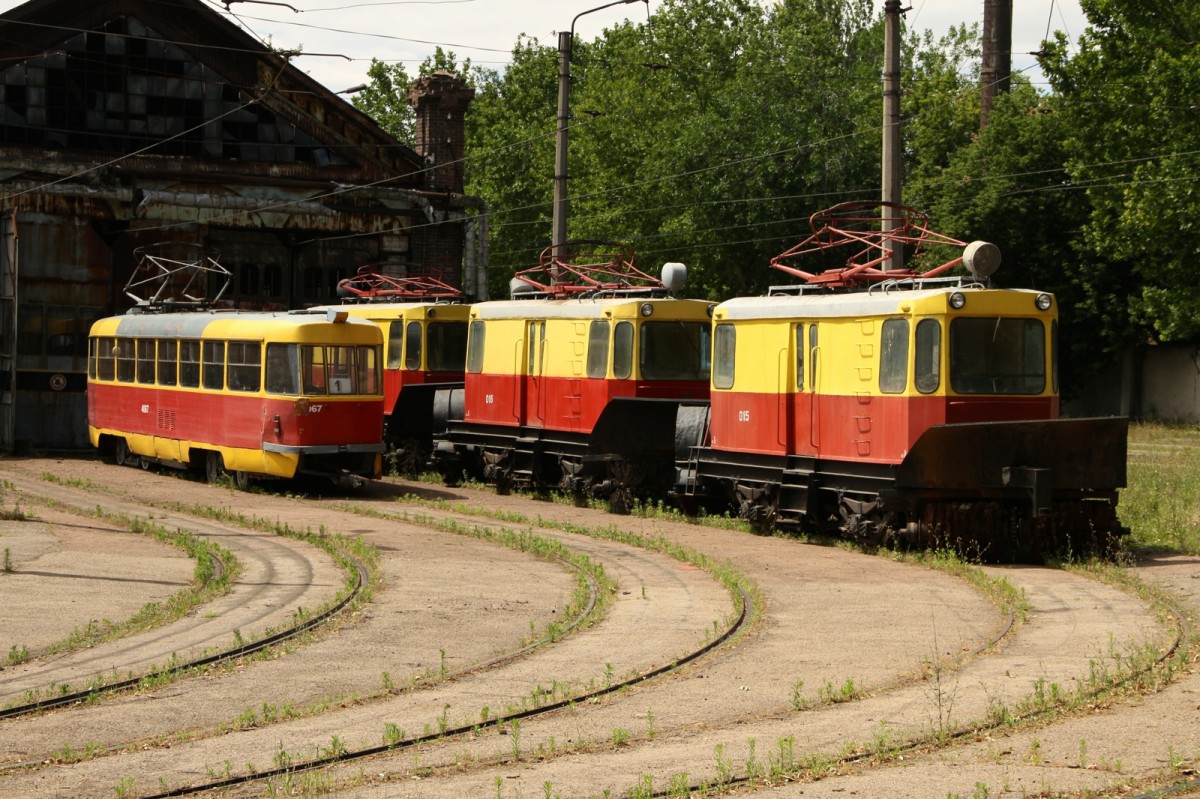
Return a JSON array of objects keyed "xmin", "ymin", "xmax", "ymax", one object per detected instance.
[{"xmin": 138, "ymin": 581, "xmax": 750, "ymax": 799}]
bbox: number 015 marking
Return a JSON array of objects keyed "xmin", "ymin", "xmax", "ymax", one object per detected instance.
[{"xmin": 738, "ymin": 409, "xmax": 750, "ymax": 422}]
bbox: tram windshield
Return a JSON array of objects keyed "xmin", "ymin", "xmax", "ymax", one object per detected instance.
[
  {"xmin": 949, "ymin": 317, "xmax": 1046, "ymax": 395},
  {"xmin": 265, "ymin": 343, "xmax": 382, "ymax": 396},
  {"xmin": 426, "ymin": 321, "xmax": 468, "ymax": 372},
  {"xmin": 639, "ymin": 321, "xmax": 711, "ymax": 381}
]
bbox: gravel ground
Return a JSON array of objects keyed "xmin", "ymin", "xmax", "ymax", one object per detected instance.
[{"xmin": 0, "ymin": 455, "xmax": 1194, "ymax": 799}]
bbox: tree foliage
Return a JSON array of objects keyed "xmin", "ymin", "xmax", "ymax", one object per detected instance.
[
  {"xmin": 1040, "ymin": 0, "xmax": 1200, "ymax": 344},
  {"xmin": 353, "ymin": 0, "xmax": 1200, "ymax": 372}
]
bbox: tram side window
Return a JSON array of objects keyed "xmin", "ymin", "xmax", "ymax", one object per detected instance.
[
  {"xmin": 116, "ymin": 338, "xmax": 136, "ymax": 383},
  {"xmin": 613, "ymin": 322, "xmax": 633, "ymax": 380},
  {"xmin": 427, "ymin": 321, "xmax": 468, "ymax": 372},
  {"xmin": 809, "ymin": 324, "xmax": 818, "ymax": 388},
  {"xmin": 303, "ymin": 345, "xmax": 328, "ymax": 394},
  {"xmin": 586, "ymin": 320, "xmax": 609, "ymax": 379},
  {"xmin": 356, "ymin": 345, "xmax": 381, "ymax": 395},
  {"xmin": 386, "ymin": 321, "xmax": 404, "ymax": 369},
  {"xmin": 713, "ymin": 324, "xmax": 735, "ymax": 390},
  {"xmin": 404, "ymin": 321, "xmax": 422, "ymax": 370},
  {"xmin": 266, "ymin": 343, "xmax": 300, "ymax": 395},
  {"xmin": 202, "ymin": 341, "xmax": 225, "ymax": 390},
  {"xmin": 179, "ymin": 340, "xmax": 201, "ymax": 388},
  {"xmin": 466, "ymin": 320, "xmax": 485, "ymax": 374},
  {"xmin": 879, "ymin": 318, "xmax": 909, "ymax": 394},
  {"xmin": 158, "ymin": 339, "xmax": 178, "ymax": 386},
  {"xmin": 95, "ymin": 337, "xmax": 116, "ymax": 381},
  {"xmin": 136, "ymin": 339, "xmax": 155, "ymax": 384},
  {"xmin": 526, "ymin": 321, "xmax": 545, "ymax": 376},
  {"xmin": 914, "ymin": 319, "xmax": 941, "ymax": 394},
  {"xmin": 227, "ymin": 341, "xmax": 262, "ymax": 392},
  {"xmin": 795, "ymin": 325, "xmax": 804, "ymax": 391}
]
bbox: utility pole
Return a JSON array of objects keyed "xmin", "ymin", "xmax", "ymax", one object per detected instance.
[
  {"xmin": 881, "ymin": 0, "xmax": 903, "ymax": 271},
  {"xmin": 980, "ymin": 0, "xmax": 1013, "ymax": 127},
  {"xmin": 552, "ymin": 29, "xmax": 572, "ymax": 253},
  {"xmin": 551, "ymin": 0, "xmax": 644, "ymax": 256}
]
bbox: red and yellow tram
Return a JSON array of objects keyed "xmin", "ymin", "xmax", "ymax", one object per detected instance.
[
  {"xmin": 431, "ymin": 243, "xmax": 714, "ymax": 505},
  {"xmin": 674, "ymin": 204, "xmax": 1128, "ymax": 560},
  {"xmin": 87, "ymin": 309, "xmax": 385, "ymax": 487},
  {"xmin": 324, "ymin": 268, "xmax": 469, "ymax": 473}
]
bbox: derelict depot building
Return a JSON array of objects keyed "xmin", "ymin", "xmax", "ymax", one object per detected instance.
[{"xmin": 0, "ymin": 0, "xmax": 485, "ymax": 451}]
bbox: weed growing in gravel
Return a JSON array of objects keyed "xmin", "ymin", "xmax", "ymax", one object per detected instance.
[
  {"xmin": 113, "ymin": 776, "xmax": 135, "ymax": 798},
  {"xmin": 7, "ymin": 643, "xmax": 28, "ymax": 665},
  {"xmin": 3, "ymin": 546, "xmax": 12, "ymax": 571},
  {"xmin": 508, "ymin": 718, "xmax": 521, "ymax": 761},
  {"xmin": 817, "ymin": 677, "xmax": 861, "ymax": 704},
  {"xmin": 714, "ymin": 743, "xmax": 733, "ymax": 785}
]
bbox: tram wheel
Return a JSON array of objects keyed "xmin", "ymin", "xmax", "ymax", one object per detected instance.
[
  {"xmin": 113, "ymin": 438, "xmax": 131, "ymax": 467},
  {"xmin": 138, "ymin": 457, "xmax": 152, "ymax": 471},
  {"xmin": 205, "ymin": 451, "xmax": 225, "ymax": 484},
  {"xmin": 235, "ymin": 471, "xmax": 251, "ymax": 490}
]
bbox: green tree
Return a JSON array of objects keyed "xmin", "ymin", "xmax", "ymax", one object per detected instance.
[{"xmin": 1041, "ymin": 0, "xmax": 1200, "ymax": 344}]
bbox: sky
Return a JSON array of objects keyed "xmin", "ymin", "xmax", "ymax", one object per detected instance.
[
  {"xmin": 229, "ymin": 0, "xmax": 1090, "ymax": 94},
  {"xmin": 0, "ymin": 0, "xmax": 1090, "ymax": 96}
]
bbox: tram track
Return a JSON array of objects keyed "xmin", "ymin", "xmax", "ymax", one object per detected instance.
[
  {"xmin": 0, "ymin": 467, "xmax": 359, "ymax": 714},
  {"xmin": 2, "ymin": 459, "xmax": 1188, "ymax": 799}
]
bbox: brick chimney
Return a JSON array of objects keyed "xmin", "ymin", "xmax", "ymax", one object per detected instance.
[{"xmin": 406, "ymin": 71, "xmax": 475, "ymax": 193}]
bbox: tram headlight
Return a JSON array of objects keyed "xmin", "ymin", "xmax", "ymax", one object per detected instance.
[
  {"xmin": 1035, "ymin": 293, "xmax": 1053, "ymax": 311},
  {"xmin": 948, "ymin": 291, "xmax": 967, "ymax": 310},
  {"xmin": 640, "ymin": 303, "xmax": 654, "ymax": 317}
]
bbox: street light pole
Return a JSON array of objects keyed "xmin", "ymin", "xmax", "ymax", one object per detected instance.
[{"xmin": 551, "ymin": 0, "xmax": 645, "ymax": 254}]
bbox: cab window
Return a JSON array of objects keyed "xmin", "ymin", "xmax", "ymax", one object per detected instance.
[
  {"xmin": 914, "ymin": 319, "xmax": 941, "ymax": 394},
  {"xmin": 879, "ymin": 318, "xmax": 909, "ymax": 394},
  {"xmin": 586, "ymin": 320, "xmax": 609, "ymax": 378},
  {"xmin": 713, "ymin": 324, "xmax": 735, "ymax": 390}
]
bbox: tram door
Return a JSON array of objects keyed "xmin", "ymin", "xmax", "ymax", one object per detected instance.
[{"xmin": 522, "ymin": 321, "xmax": 546, "ymax": 428}]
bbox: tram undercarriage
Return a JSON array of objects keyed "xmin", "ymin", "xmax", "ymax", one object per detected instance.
[{"xmin": 674, "ymin": 416, "xmax": 1130, "ymax": 563}]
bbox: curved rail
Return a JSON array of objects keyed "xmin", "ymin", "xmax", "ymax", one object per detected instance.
[
  {"xmin": 138, "ymin": 582, "xmax": 751, "ymax": 799},
  {"xmin": 0, "ymin": 553, "xmax": 367, "ymax": 721}
]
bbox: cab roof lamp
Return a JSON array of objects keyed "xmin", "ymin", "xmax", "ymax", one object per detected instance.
[
  {"xmin": 949, "ymin": 291, "xmax": 967, "ymax": 310},
  {"xmin": 661, "ymin": 262, "xmax": 687, "ymax": 294},
  {"xmin": 1036, "ymin": 293, "xmax": 1053, "ymax": 311},
  {"xmin": 963, "ymin": 240, "xmax": 1001, "ymax": 280}
]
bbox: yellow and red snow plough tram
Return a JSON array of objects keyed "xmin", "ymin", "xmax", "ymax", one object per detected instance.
[
  {"xmin": 431, "ymin": 242, "xmax": 714, "ymax": 508},
  {"xmin": 325, "ymin": 267, "xmax": 470, "ymax": 474},
  {"xmin": 672, "ymin": 203, "xmax": 1128, "ymax": 562}
]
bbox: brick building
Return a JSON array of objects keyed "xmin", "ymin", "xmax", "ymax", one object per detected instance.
[{"xmin": 0, "ymin": 0, "xmax": 485, "ymax": 450}]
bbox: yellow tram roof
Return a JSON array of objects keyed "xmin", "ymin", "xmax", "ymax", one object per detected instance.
[
  {"xmin": 89, "ymin": 310, "xmax": 383, "ymax": 341},
  {"xmin": 470, "ymin": 296, "xmax": 715, "ymax": 321},
  {"xmin": 713, "ymin": 286, "xmax": 1050, "ymax": 320}
]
